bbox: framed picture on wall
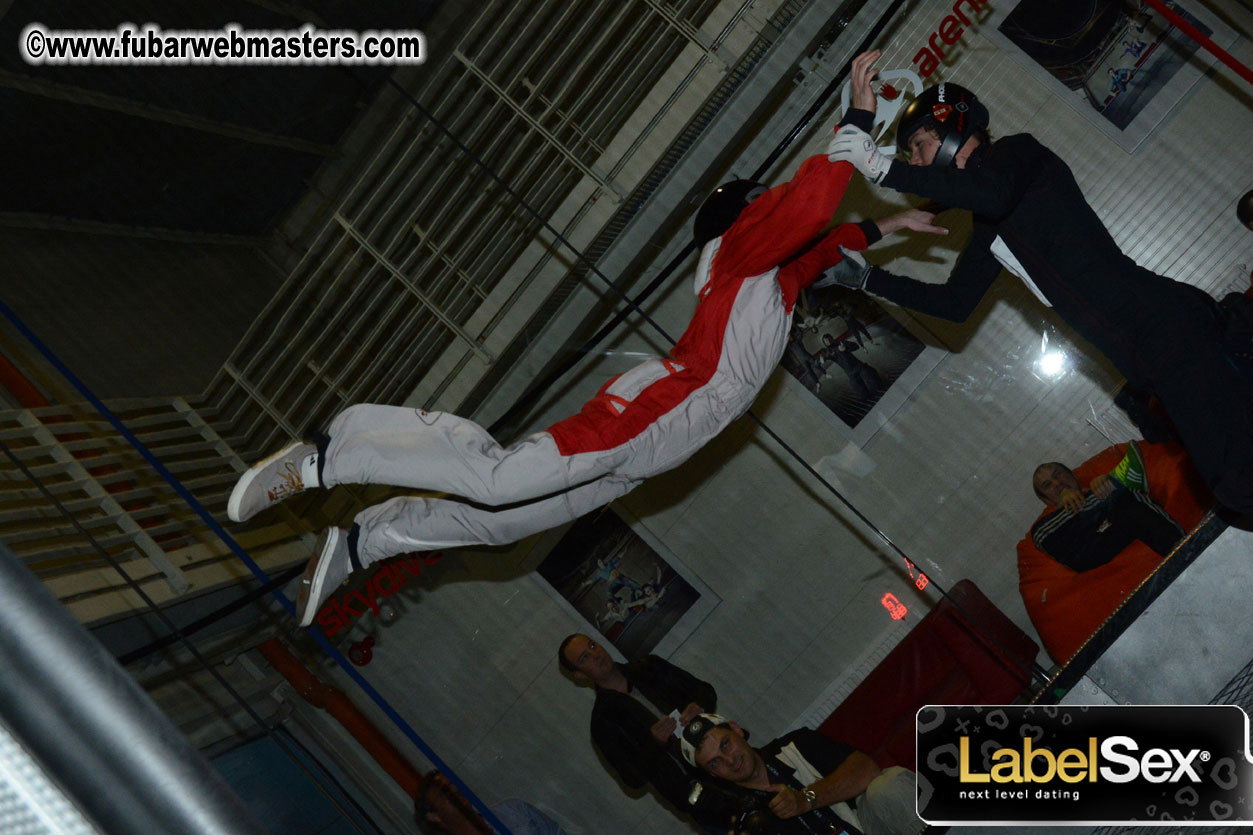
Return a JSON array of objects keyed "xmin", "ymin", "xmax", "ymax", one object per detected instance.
[
  {"xmin": 530, "ymin": 505, "xmax": 718, "ymax": 660},
  {"xmin": 779, "ymin": 283, "xmax": 946, "ymax": 447},
  {"xmin": 984, "ymin": 0, "xmax": 1236, "ymax": 152}
]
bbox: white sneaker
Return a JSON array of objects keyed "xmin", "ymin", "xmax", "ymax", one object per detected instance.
[
  {"xmin": 227, "ymin": 441, "xmax": 318, "ymax": 522},
  {"xmin": 296, "ymin": 527, "xmax": 352, "ymax": 627}
]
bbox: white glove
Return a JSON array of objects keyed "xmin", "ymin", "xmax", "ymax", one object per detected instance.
[
  {"xmin": 827, "ymin": 124, "xmax": 893, "ymax": 184},
  {"xmin": 813, "ymin": 246, "xmax": 871, "ymax": 291}
]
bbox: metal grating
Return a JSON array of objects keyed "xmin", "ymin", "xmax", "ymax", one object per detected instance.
[
  {"xmin": 0, "ymin": 398, "xmax": 308, "ymax": 622},
  {"xmin": 0, "ymin": 719, "xmax": 98, "ymax": 835},
  {"xmin": 455, "ymin": 0, "xmax": 810, "ymax": 421},
  {"xmin": 202, "ymin": 0, "xmax": 735, "ymax": 463}
]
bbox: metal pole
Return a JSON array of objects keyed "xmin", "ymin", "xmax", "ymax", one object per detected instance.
[{"xmin": 0, "ymin": 542, "xmax": 267, "ymax": 835}]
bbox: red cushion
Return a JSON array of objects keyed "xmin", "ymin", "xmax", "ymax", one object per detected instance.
[
  {"xmin": 1016, "ymin": 441, "xmax": 1211, "ymax": 665},
  {"xmin": 817, "ymin": 580, "xmax": 1037, "ymax": 770}
]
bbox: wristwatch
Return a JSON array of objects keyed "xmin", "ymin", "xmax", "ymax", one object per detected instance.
[{"xmin": 803, "ymin": 787, "xmax": 818, "ymax": 809}]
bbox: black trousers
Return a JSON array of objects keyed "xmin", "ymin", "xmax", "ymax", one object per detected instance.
[
  {"xmin": 1041, "ymin": 490, "xmax": 1184, "ymax": 573},
  {"xmin": 1132, "ymin": 284, "xmax": 1253, "ymax": 514}
]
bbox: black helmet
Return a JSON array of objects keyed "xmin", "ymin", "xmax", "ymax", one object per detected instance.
[
  {"xmin": 1238, "ymin": 189, "xmax": 1253, "ymax": 230},
  {"xmin": 693, "ymin": 179, "xmax": 767, "ymax": 246},
  {"xmin": 895, "ymin": 82, "xmax": 989, "ymax": 167}
]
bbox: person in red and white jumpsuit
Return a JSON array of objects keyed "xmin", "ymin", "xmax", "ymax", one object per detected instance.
[
  {"xmin": 324, "ymin": 159, "xmax": 938, "ymax": 562},
  {"xmin": 228, "ymin": 134, "xmax": 943, "ymax": 623}
]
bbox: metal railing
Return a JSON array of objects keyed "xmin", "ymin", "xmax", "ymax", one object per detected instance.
[{"xmin": 0, "ymin": 397, "xmax": 311, "ymax": 623}]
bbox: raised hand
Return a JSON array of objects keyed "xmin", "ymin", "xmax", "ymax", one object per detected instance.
[
  {"xmin": 678, "ymin": 702, "xmax": 704, "ymax": 725},
  {"xmin": 849, "ymin": 49, "xmax": 881, "ymax": 114},
  {"xmin": 828, "ymin": 124, "xmax": 892, "ymax": 184},
  {"xmin": 649, "ymin": 715, "xmax": 678, "ymax": 745}
]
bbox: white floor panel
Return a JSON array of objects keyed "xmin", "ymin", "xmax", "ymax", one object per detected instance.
[{"xmin": 1076, "ymin": 526, "xmax": 1253, "ymax": 706}]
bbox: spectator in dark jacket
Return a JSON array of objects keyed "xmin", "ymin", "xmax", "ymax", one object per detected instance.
[{"xmin": 559, "ymin": 633, "xmax": 734, "ymax": 828}]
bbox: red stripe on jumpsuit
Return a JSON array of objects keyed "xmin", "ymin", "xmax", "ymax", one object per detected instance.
[{"xmin": 547, "ymin": 156, "xmax": 857, "ymax": 457}]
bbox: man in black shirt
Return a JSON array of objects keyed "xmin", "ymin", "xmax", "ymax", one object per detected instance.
[
  {"xmin": 826, "ymin": 50, "xmax": 1253, "ymax": 515},
  {"xmin": 681, "ymin": 714, "xmax": 924, "ymax": 835},
  {"xmin": 559, "ymin": 634, "xmax": 733, "ymax": 828}
]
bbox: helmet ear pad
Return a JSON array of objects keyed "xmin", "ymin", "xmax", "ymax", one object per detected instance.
[
  {"xmin": 693, "ymin": 180, "xmax": 767, "ymax": 246},
  {"xmin": 932, "ymin": 129, "xmax": 966, "ymax": 168},
  {"xmin": 1238, "ymin": 189, "xmax": 1253, "ymax": 229}
]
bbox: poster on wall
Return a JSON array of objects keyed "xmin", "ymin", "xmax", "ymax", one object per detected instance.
[
  {"xmin": 779, "ymin": 283, "xmax": 944, "ymax": 446},
  {"xmin": 985, "ymin": 0, "xmax": 1236, "ymax": 152},
  {"xmin": 534, "ymin": 506, "xmax": 717, "ymax": 660}
]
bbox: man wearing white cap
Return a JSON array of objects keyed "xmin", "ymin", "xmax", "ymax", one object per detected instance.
[{"xmin": 681, "ymin": 714, "xmax": 924, "ymax": 835}]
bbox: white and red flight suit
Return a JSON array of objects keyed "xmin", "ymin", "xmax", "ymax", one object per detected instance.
[{"xmin": 321, "ymin": 155, "xmax": 870, "ymax": 563}]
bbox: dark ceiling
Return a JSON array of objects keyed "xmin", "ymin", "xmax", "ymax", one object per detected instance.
[{"xmin": 0, "ymin": 0, "xmax": 440, "ymax": 235}]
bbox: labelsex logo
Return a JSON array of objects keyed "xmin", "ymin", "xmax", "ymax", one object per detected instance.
[
  {"xmin": 960, "ymin": 736, "xmax": 1208, "ymax": 784},
  {"xmin": 917, "ymin": 704, "xmax": 1253, "ymax": 825}
]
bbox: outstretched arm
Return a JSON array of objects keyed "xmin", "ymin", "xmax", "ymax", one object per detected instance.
[
  {"xmin": 881, "ymin": 157, "xmax": 1023, "ymax": 219},
  {"xmin": 874, "ymin": 207, "xmax": 948, "ymax": 238},
  {"xmin": 864, "ymin": 223, "xmax": 1001, "ymax": 322},
  {"xmin": 779, "ymin": 220, "xmax": 876, "ymax": 293},
  {"xmin": 768, "ymin": 750, "xmax": 882, "ymax": 820},
  {"xmin": 836, "ymin": 133, "xmax": 1047, "ymax": 220},
  {"xmin": 716, "ymin": 51, "xmax": 890, "ymax": 279},
  {"xmin": 715, "ymin": 156, "xmax": 856, "ymax": 279},
  {"xmin": 809, "ymin": 750, "xmax": 881, "ymax": 805},
  {"xmin": 790, "ymin": 207, "xmax": 948, "ymax": 288}
]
